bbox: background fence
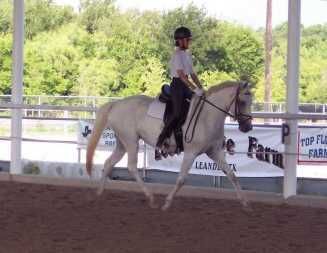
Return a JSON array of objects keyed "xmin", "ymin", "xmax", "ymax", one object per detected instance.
[{"xmin": 0, "ymin": 95, "xmax": 326, "ymax": 123}]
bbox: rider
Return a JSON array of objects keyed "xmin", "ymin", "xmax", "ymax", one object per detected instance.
[{"xmin": 156, "ymin": 26, "xmax": 204, "ymax": 153}]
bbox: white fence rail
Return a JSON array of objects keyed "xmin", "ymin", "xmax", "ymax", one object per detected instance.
[
  {"xmin": 0, "ymin": 95, "xmax": 326, "ymax": 113},
  {"xmin": 0, "ymin": 103, "xmax": 326, "ymax": 121}
]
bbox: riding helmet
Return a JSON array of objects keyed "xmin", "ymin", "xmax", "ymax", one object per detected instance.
[{"xmin": 174, "ymin": 26, "xmax": 192, "ymax": 40}]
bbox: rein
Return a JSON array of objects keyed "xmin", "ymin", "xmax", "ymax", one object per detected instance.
[{"xmin": 201, "ymin": 96, "xmax": 235, "ymax": 118}]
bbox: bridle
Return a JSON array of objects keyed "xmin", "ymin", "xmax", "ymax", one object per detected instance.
[
  {"xmin": 200, "ymin": 84, "xmax": 253, "ymax": 124},
  {"xmin": 185, "ymin": 83, "xmax": 252, "ymax": 143}
]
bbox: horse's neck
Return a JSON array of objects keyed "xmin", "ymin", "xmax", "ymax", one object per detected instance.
[{"xmin": 207, "ymin": 86, "xmax": 235, "ymax": 111}]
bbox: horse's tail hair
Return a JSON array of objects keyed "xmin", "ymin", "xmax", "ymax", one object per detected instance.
[{"xmin": 86, "ymin": 102, "xmax": 114, "ymax": 174}]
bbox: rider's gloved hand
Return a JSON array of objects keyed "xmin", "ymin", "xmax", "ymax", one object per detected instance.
[{"xmin": 194, "ymin": 87, "xmax": 204, "ymax": 97}]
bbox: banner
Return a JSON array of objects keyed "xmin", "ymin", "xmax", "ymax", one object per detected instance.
[
  {"xmin": 77, "ymin": 120, "xmax": 145, "ymax": 168},
  {"xmin": 77, "ymin": 120, "xmax": 327, "ymax": 177},
  {"xmin": 298, "ymin": 127, "xmax": 327, "ymax": 164},
  {"xmin": 148, "ymin": 125, "xmax": 284, "ymax": 177},
  {"xmin": 77, "ymin": 120, "xmax": 116, "ymax": 149}
]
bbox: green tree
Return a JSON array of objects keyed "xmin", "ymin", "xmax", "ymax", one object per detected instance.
[
  {"xmin": 24, "ymin": 25, "xmax": 81, "ymax": 95},
  {"xmin": 0, "ymin": 0, "xmax": 11, "ymax": 34},
  {"xmin": 120, "ymin": 57, "xmax": 165, "ymax": 97},
  {"xmin": 217, "ymin": 22, "xmax": 264, "ymax": 81},
  {"xmin": 79, "ymin": 0, "xmax": 116, "ymax": 34},
  {"xmin": 25, "ymin": 0, "xmax": 75, "ymax": 39},
  {"xmin": 0, "ymin": 34, "xmax": 11, "ymax": 94},
  {"xmin": 74, "ymin": 58, "xmax": 120, "ymax": 96},
  {"xmin": 255, "ymin": 52, "xmax": 286, "ymax": 102},
  {"xmin": 199, "ymin": 70, "xmax": 235, "ymax": 89}
]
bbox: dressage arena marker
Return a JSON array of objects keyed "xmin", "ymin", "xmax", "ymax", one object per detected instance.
[{"xmin": 0, "ymin": 172, "xmax": 327, "ymax": 210}]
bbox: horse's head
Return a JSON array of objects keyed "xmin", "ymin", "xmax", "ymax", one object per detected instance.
[
  {"xmin": 233, "ymin": 81, "xmax": 253, "ymax": 133},
  {"xmin": 206, "ymin": 80, "xmax": 253, "ymax": 133}
]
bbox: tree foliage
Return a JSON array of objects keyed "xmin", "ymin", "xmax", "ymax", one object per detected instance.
[{"xmin": 0, "ymin": 0, "xmax": 326, "ymax": 104}]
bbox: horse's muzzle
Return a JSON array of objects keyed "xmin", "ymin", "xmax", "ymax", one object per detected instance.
[{"xmin": 239, "ymin": 121, "xmax": 253, "ymax": 133}]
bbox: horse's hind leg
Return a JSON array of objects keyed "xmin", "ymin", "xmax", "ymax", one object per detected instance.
[
  {"xmin": 97, "ymin": 139, "xmax": 125, "ymax": 195},
  {"xmin": 207, "ymin": 148, "xmax": 250, "ymax": 209},
  {"xmin": 126, "ymin": 143, "xmax": 157, "ymax": 208},
  {"xmin": 162, "ymin": 152, "xmax": 197, "ymax": 211}
]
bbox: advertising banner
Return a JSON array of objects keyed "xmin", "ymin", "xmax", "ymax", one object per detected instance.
[
  {"xmin": 77, "ymin": 120, "xmax": 116, "ymax": 149},
  {"xmin": 78, "ymin": 120, "xmax": 326, "ymax": 177},
  {"xmin": 77, "ymin": 120, "xmax": 145, "ymax": 168},
  {"xmin": 148, "ymin": 125, "xmax": 284, "ymax": 177},
  {"xmin": 298, "ymin": 127, "xmax": 327, "ymax": 164}
]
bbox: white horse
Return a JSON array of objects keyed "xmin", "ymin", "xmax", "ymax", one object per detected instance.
[{"xmin": 86, "ymin": 80, "xmax": 253, "ymax": 210}]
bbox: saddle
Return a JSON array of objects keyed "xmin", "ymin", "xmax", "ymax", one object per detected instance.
[{"xmin": 158, "ymin": 84, "xmax": 191, "ymax": 155}]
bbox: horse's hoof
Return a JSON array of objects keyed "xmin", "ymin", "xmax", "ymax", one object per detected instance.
[
  {"xmin": 242, "ymin": 202, "xmax": 253, "ymax": 213},
  {"xmin": 161, "ymin": 201, "xmax": 171, "ymax": 211},
  {"xmin": 96, "ymin": 188, "xmax": 104, "ymax": 196}
]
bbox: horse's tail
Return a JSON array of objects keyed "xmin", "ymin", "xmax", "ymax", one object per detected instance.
[{"xmin": 86, "ymin": 102, "xmax": 114, "ymax": 175}]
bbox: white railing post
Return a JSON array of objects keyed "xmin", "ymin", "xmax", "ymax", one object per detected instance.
[
  {"xmin": 10, "ymin": 0, "xmax": 24, "ymax": 174},
  {"xmin": 284, "ymin": 0, "xmax": 301, "ymax": 198}
]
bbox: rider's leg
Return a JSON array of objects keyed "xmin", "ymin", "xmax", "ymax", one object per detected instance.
[{"xmin": 156, "ymin": 80, "xmax": 184, "ymax": 148}]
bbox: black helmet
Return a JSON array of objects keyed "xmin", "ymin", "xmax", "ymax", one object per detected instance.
[{"xmin": 174, "ymin": 26, "xmax": 192, "ymax": 40}]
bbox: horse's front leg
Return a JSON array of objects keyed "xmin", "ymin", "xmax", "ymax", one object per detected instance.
[
  {"xmin": 207, "ymin": 148, "xmax": 250, "ymax": 210},
  {"xmin": 126, "ymin": 144, "xmax": 157, "ymax": 208},
  {"xmin": 162, "ymin": 152, "xmax": 197, "ymax": 211}
]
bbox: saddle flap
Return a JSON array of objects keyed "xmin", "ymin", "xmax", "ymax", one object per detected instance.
[{"xmin": 147, "ymin": 98, "xmax": 166, "ymax": 120}]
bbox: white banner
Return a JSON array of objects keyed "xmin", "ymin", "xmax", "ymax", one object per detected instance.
[
  {"xmin": 77, "ymin": 120, "xmax": 116, "ymax": 149},
  {"xmin": 77, "ymin": 121, "xmax": 145, "ymax": 168},
  {"xmin": 298, "ymin": 127, "xmax": 327, "ymax": 164},
  {"xmin": 148, "ymin": 125, "xmax": 284, "ymax": 177},
  {"xmin": 77, "ymin": 120, "xmax": 326, "ymax": 177}
]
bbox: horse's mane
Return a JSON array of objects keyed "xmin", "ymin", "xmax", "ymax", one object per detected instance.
[{"xmin": 206, "ymin": 81, "xmax": 240, "ymax": 96}]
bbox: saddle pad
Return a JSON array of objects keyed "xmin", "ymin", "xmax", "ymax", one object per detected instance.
[{"xmin": 147, "ymin": 98, "xmax": 166, "ymax": 120}]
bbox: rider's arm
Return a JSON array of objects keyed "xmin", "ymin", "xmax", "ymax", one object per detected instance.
[
  {"xmin": 190, "ymin": 73, "xmax": 202, "ymax": 89},
  {"xmin": 177, "ymin": 69, "xmax": 197, "ymax": 90}
]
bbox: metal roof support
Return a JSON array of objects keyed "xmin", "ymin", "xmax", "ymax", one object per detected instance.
[
  {"xmin": 10, "ymin": 0, "xmax": 24, "ymax": 174},
  {"xmin": 284, "ymin": 0, "xmax": 301, "ymax": 198}
]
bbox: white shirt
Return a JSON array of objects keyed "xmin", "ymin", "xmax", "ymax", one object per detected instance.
[{"xmin": 169, "ymin": 48, "xmax": 194, "ymax": 78}]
